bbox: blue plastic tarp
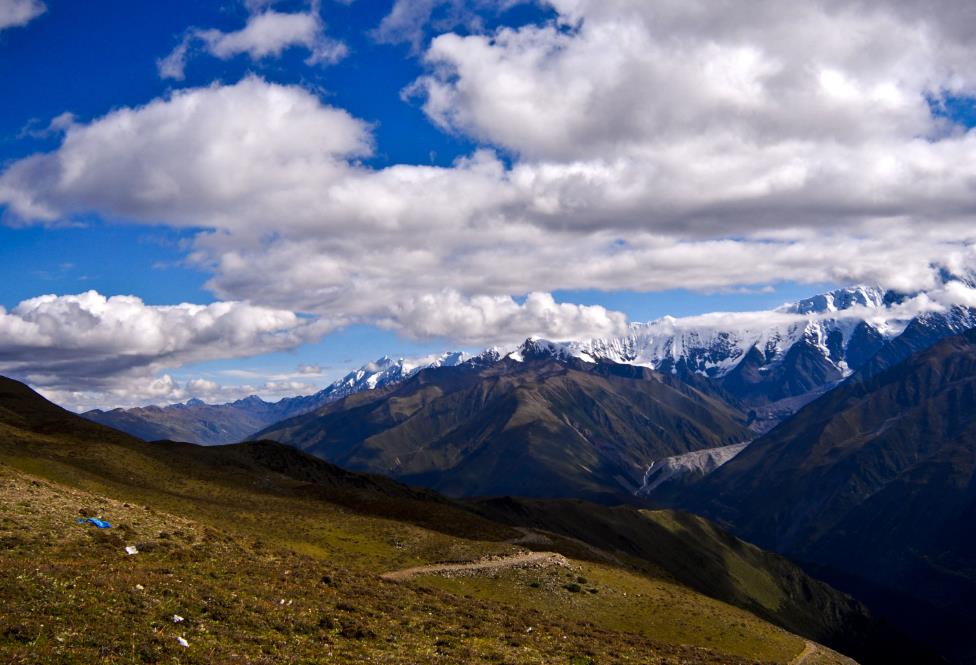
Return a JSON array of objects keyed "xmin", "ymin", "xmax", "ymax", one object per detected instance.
[{"xmin": 77, "ymin": 517, "xmax": 112, "ymax": 529}]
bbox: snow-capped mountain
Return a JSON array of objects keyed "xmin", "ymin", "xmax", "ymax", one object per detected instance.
[
  {"xmin": 508, "ymin": 283, "xmax": 976, "ymax": 422},
  {"xmin": 565, "ymin": 285, "xmax": 900, "ymax": 379},
  {"xmin": 320, "ymin": 351, "xmax": 469, "ymax": 401}
]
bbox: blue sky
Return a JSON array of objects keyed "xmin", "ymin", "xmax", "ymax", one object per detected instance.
[{"xmin": 4, "ymin": 0, "xmax": 975, "ymax": 409}]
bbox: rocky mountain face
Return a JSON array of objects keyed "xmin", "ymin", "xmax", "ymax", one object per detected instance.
[
  {"xmin": 254, "ymin": 354, "xmax": 752, "ymax": 503},
  {"xmin": 661, "ymin": 329, "xmax": 976, "ymax": 664},
  {"xmin": 635, "ymin": 441, "xmax": 750, "ymax": 499}
]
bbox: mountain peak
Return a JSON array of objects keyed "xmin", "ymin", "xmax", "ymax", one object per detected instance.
[
  {"xmin": 509, "ymin": 338, "xmax": 578, "ymax": 362},
  {"xmin": 777, "ymin": 285, "xmax": 887, "ymax": 315}
]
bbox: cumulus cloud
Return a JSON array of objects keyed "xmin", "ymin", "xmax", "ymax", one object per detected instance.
[
  {"xmin": 7, "ymin": 3, "xmax": 976, "ymax": 358},
  {"xmin": 412, "ymin": 1, "xmax": 971, "ymax": 160},
  {"xmin": 374, "ymin": 0, "xmax": 530, "ymax": 51},
  {"xmin": 0, "ymin": 0, "xmax": 44, "ymax": 31},
  {"xmin": 0, "ymin": 290, "xmax": 334, "ymax": 395},
  {"xmin": 158, "ymin": 8, "xmax": 346, "ymax": 81},
  {"xmin": 0, "ymin": 77, "xmax": 372, "ymax": 225},
  {"xmin": 380, "ymin": 291, "xmax": 629, "ymax": 345}
]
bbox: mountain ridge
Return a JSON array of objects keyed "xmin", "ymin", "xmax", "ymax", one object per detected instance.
[{"xmin": 254, "ymin": 354, "xmax": 753, "ymax": 503}]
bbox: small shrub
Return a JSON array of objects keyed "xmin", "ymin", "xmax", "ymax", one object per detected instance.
[
  {"xmin": 339, "ymin": 622, "xmax": 374, "ymax": 640},
  {"xmin": 0, "ymin": 535, "xmax": 27, "ymax": 549},
  {"xmin": 563, "ymin": 583, "xmax": 582, "ymax": 593}
]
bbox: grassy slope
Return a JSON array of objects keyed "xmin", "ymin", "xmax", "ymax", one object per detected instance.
[
  {"xmin": 470, "ymin": 498, "xmax": 896, "ymax": 663},
  {"xmin": 0, "ymin": 376, "xmax": 851, "ymax": 663}
]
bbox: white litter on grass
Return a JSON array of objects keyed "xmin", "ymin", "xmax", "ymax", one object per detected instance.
[
  {"xmin": 173, "ymin": 615, "xmax": 184, "ymax": 623},
  {"xmin": 124, "ymin": 545, "xmax": 138, "ymax": 555},
  {"xmin": 135, "ymin": 584, "xmax": 144, "ymax": 591},
  {"xmin": 176, "ymin": 637, "xmax": 189, "ymax": 648}
]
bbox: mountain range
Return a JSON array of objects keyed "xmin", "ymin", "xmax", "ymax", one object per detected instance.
[
  {"xmin": 83, "ymin": 283, "xmax": 976, "ymax": 446},
  {"xmin": 254, "ymin": 353, "xmax": 751, "ymax": 503}
]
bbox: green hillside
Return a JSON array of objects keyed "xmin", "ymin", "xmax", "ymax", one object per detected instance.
[{"xmin": 0, "ymin": 375, "xmax": 868, "ymax": 663}]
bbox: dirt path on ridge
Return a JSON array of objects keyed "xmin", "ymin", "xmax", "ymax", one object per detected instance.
[{"xmin": 789, "ymin": 641, "xmax": 818, "ymax": 665}]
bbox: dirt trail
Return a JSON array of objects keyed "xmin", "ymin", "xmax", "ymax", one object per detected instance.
[
  {"xmin": 789, "ymin": 642, "xmax": 818, "ymax": 665},
  {"xmin": 381, "ymin": 551, "xmax": 569, "ymax": 582}
]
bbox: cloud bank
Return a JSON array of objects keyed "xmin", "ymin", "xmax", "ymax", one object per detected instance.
[
  {"xmin": 0, "ymin": 290, "xmax": 331, "ymax": 397},
  {"xmin": 6, "ymin": 1, "xmax": 976, "ymax": 402}
]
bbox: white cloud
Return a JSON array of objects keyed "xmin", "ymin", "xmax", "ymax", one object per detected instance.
[
  {"xmin": 410, "ymin": 0, "xmax": 976, "ymax": 159},
  {"xmin": 158, "ymin": 9, "xmax": 346, "ymax": 81},
  {"xmin": 39, "ymin": 373, "xmax": 324, "ymax": 413},
  {"xmin": 0, "ymin": 290, "xmax": 334, "ymax": 394},
  {"xmin": 156, "ymin": 38, "xmax": 193, "ymax": 81},
  {"xmin": 374, "ymin": 0, "xmax": 529, "ymax": 51},
  {"xmin": 0, "ymin": 0, "xmax": 45, "ymax": 31},
  {"xmin": 379, "ymin": 291, "xmax": 629, "ymax": 345},
  {"xmin": 0, "ymin": 77, "xmax": 372, "ymax": 225},
  {"xmin": 2, "ymin": 75, "xmax": 976, "ymax": 343}
]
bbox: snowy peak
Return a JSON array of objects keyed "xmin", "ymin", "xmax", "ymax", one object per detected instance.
[
  {"xmin": 507, "ymin": 338, "xmax": 581, "ymax": 363},
  {"xmin": 322, "ymin": 350, "xmax": 470, "ymax": 399},
  {"xmin": 779, "ymin": 285, "xmax": 887, "ymax": 315},
  {"xmin": 467, "ymin": 347, "xmax": 504, "ymax": 367},
  {"xmin": 562, "ymin": 285, "xmax": 915, "ymax": 384}
]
